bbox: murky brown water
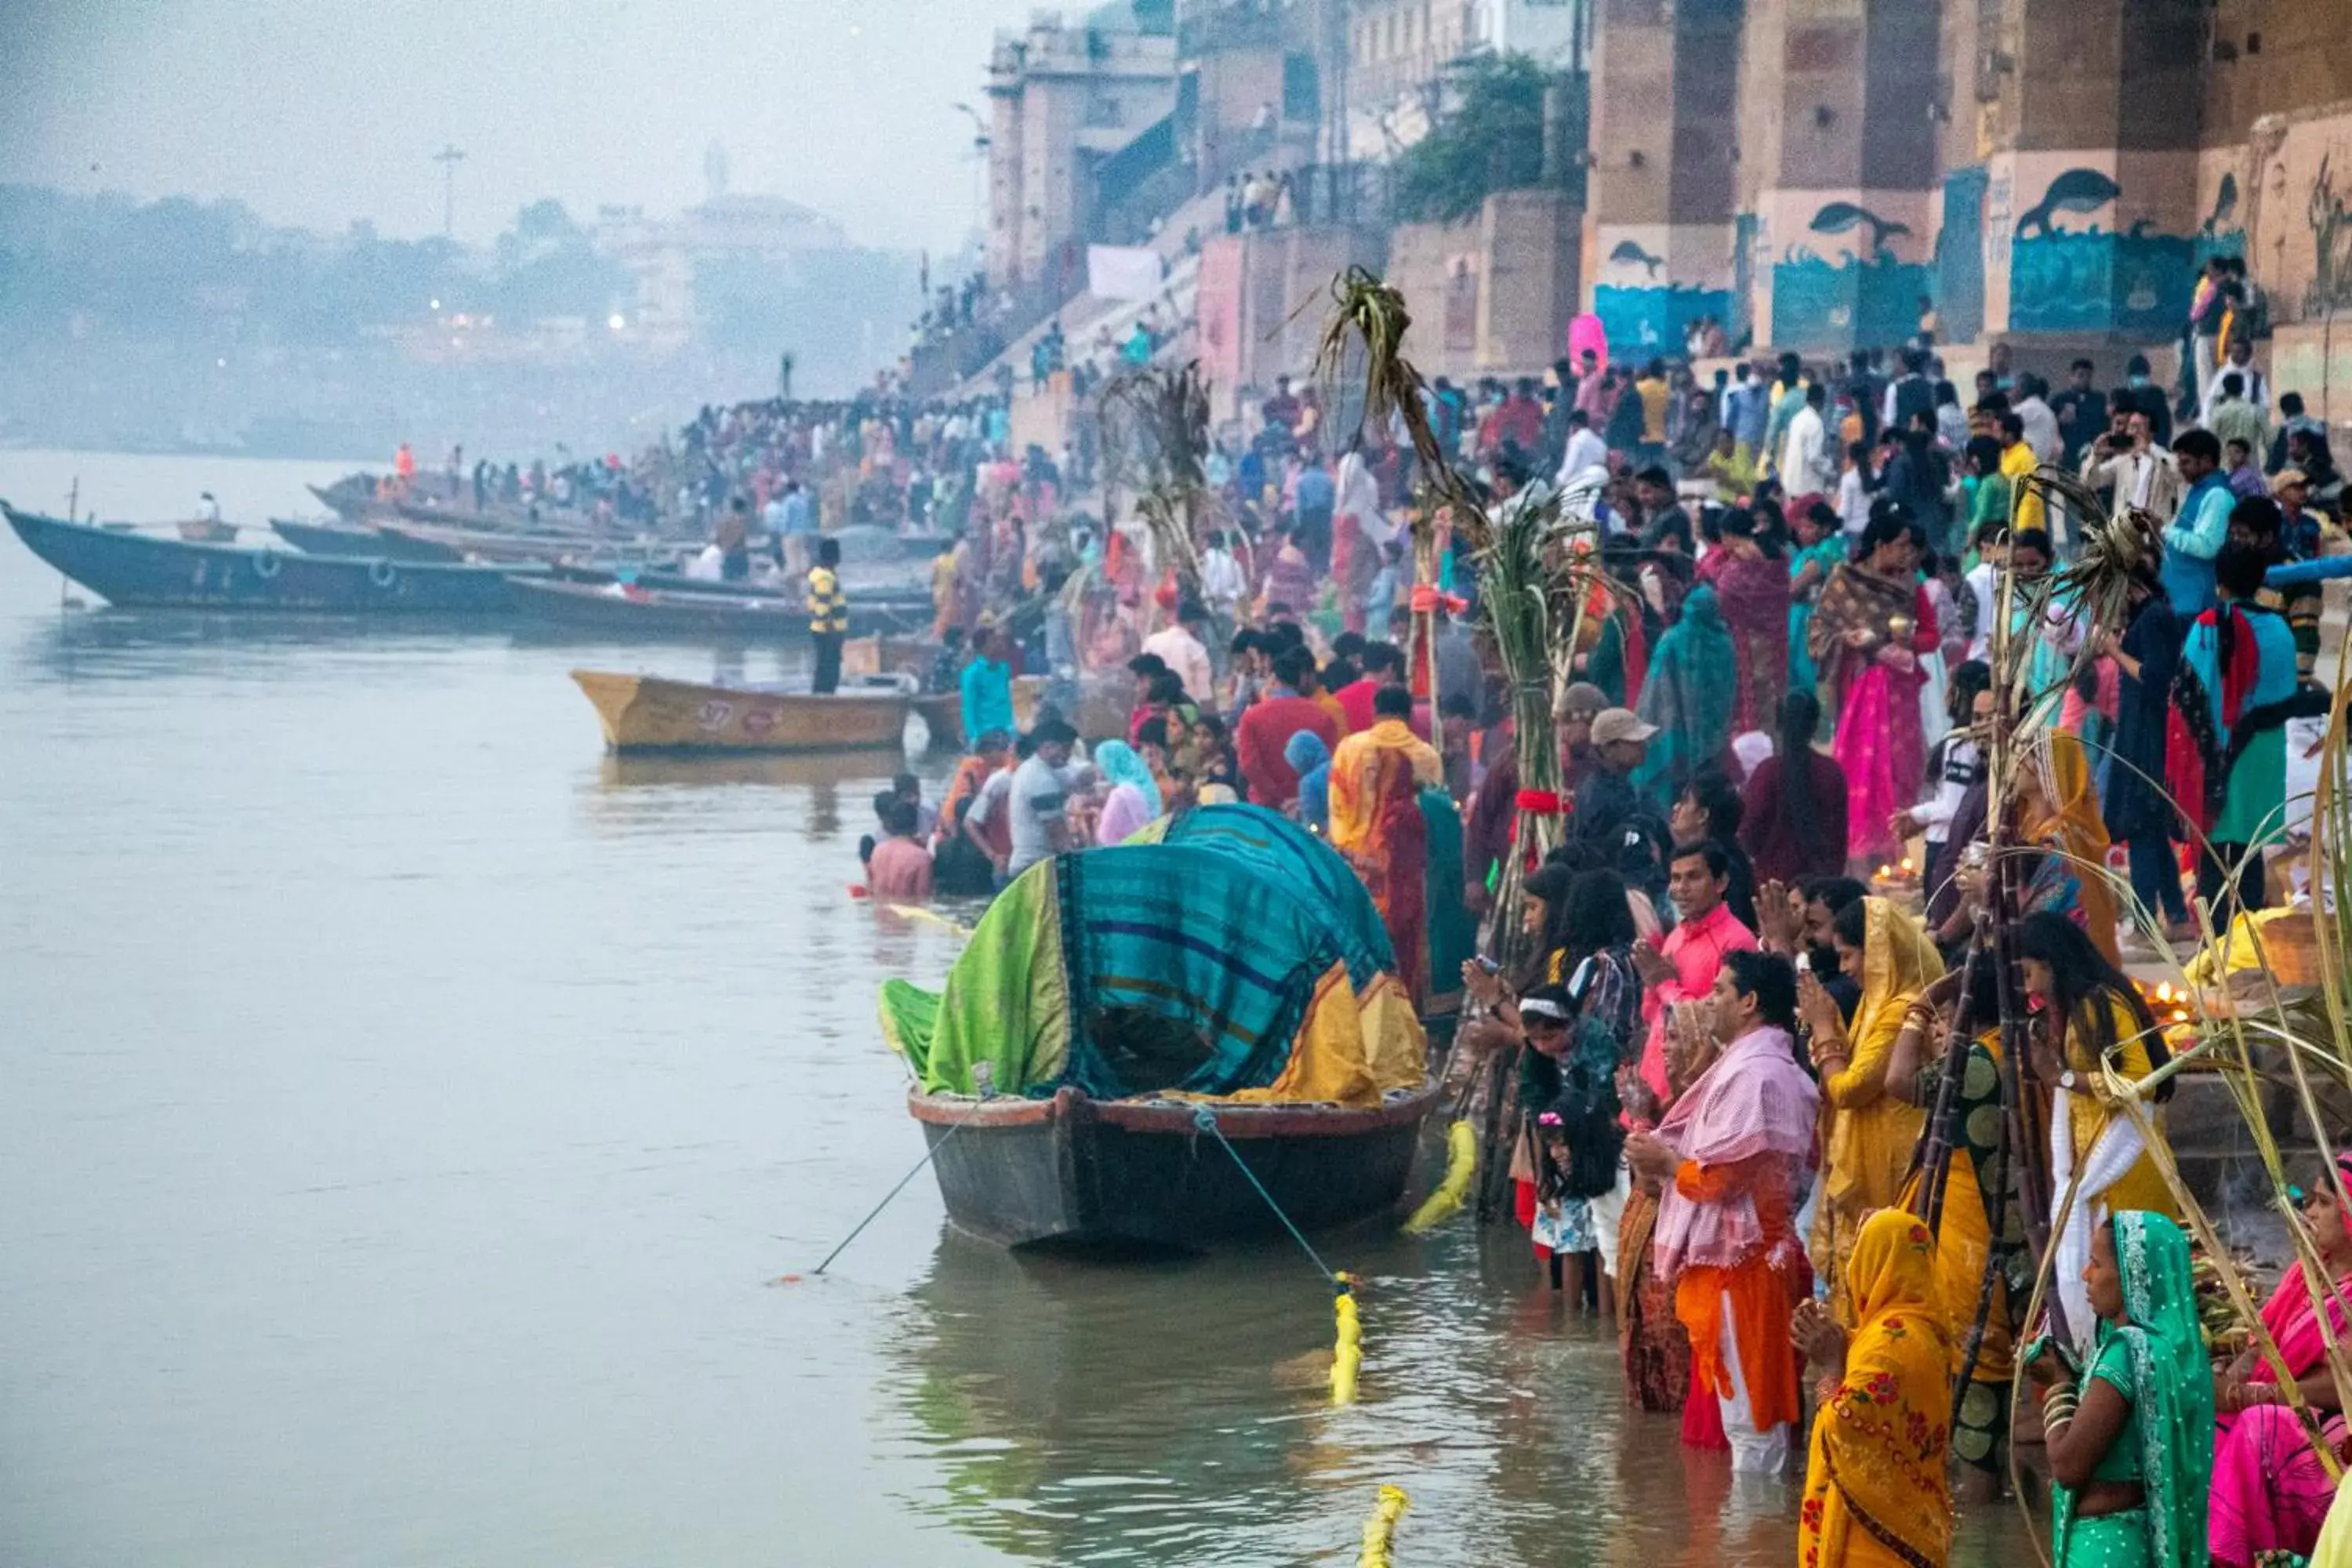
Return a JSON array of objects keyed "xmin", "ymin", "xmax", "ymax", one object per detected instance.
[{"xmin": 0, "ymin": 451, "xmax": 2034, "ymax": 1565}]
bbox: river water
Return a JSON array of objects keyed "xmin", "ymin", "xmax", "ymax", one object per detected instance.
[{"xmin": 0, "ymin": 451, "xmax": 2032, "ymax": 1566}]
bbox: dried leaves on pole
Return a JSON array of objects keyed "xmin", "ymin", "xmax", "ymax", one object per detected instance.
[{"xmin": 1099, "ymin": 360, "xmax": 1222, "ymax": 597}]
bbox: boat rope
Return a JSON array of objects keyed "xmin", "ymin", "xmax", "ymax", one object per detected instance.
[
  {"xmin": 800, "ymin": 1092, "xmax": 992, "ymax": 1279},
  {"xmin": 1187, "ymin": 1103, "xmax": 1367, "ymax": 1406},
  {"xmin": 1356, "ymin": 1484, "xmax": 1410, "ymax": 1567},
  {"xmin": 1188, "ymin": 1103, "xmax": 1339, "ymax": 1286}
]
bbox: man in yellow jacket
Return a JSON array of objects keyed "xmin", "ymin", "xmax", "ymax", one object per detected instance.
[{"xmin": 807, "ymin": 535, "xmax": 848, "ymax": 694}]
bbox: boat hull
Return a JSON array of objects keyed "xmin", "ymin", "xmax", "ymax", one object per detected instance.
[
  {"xmin": 911, "ymin": 1083, "xmax": 1440, "ymax": 1250},
  {"xmin": 516, "ymin": 575, "xmax": 927, "ymax": 640},
  {"xmin": 5, "ymin": 506, "xmax": 522, "ymax": 613},
  {"xmin": 910, "ymin": 691, "xmax": 963, "ymax": 750},
  {"xmin": 271, "ymin": 517, "xmax": 466, "ymax": 562},
  {"xmin": 569, "ymin": 670, "xmax": 910, "ymax": 753}
]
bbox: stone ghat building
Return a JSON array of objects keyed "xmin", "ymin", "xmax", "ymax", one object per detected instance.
[
  {"xmin": 1589, "ymin": 0, "xmax": 2352, "ymax": 386},
  {"xmin": 979, "ymin": 0, "xmax": 2352, "ymax": 417}
]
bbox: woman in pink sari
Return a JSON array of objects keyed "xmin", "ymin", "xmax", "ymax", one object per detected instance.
[
  {"xmin": 1807, "ymin": 507, "xmax": 1936, "ymax": 867},
  {"xmin": 2211, "ymin": 1157, "xmax": 2352, "ymax": 1568},
  {"xmin": 1696, "ymin": 506, "xmax": 1790, "ymax": 738}
]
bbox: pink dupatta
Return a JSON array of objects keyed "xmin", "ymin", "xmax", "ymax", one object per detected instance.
[{"xmin": 1652, "ymin": 1026, "xmax": 1820, "ymax": 1278}]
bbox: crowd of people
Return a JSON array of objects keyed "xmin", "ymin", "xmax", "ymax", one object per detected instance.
[{"xmin": 828, "ymin": 293, "xmax": 2349, "ymax": 1568}]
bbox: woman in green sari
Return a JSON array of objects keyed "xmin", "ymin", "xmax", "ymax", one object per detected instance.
[
  {"xmin": 2032, "ymin": 1210, "xmax": 2215, "ymax": 1568},
  {"xmin": 1785, "ymin": 497, "xmax": 1846, "ymax": 699}
]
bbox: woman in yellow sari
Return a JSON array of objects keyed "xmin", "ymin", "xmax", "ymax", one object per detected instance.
[
  {"xmin": 1794, "ymin": 1207, "xmax": 1955, "ymax": 1568},
  {"xmin": 1800, "ymin": 896, "xmax": 1944, "ymax": 1322},
  {"xmin": 2015, "ymin": 730, "xmax": 2122, "ymax": 967},
  {"xmin": 1329, "ymin": 684, "xmax": 1445, "ymax": 1003}
]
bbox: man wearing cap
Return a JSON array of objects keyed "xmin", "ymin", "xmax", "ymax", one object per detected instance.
[
  {"xmin": 2270, "ymin": 468, "xmax": 2327, "ymax": 680},
  {"xmin": 1557, "ymin": 682, "xmax": 1608, "ymax": 796},
  {"xmin": 1568, "ymin": 708, "xmax": 1659, "ymax": 863}
]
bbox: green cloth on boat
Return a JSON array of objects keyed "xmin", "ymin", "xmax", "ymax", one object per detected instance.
[
  {"xmin": 878, "ymin": 818, "xmax": 1421, "ymax": 1103},
  {"xmin": 878, "ymin": 862, "xmax": 1068, "ymax": 1095}
]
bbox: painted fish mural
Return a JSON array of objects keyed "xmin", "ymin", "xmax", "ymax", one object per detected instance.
[
  {"xmin": 2013, "ymin": 168, "xmax": 2123, "ymax": 239},
  {"xmin": 1807, "ymin": 201, "xmax": 1911, "ymax": 258},
  {"xmin": 1607, "ymin": 239, "xmax": 1664, "ymax": 279},
  {"xmin": 2204, "ymin": 171, "xmax": 2240, "ymax": 236}
]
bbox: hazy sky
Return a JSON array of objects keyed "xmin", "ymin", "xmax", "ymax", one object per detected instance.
[{"xmin": 1, "ymin": 0, "xmax": 1045, "ymax": 253}]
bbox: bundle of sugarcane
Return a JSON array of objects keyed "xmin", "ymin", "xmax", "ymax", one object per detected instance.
[
  {"xmin": 1312, "ymin": 267, "xmax": 1619, "ymax": 1219},
  {"xmin": 1098, "ymin": 361, "xmax": 1225, "ymax": 600},
  {"xmin": 1311, "ymin": 267, "xmax": 1483, "ymax": 543}
]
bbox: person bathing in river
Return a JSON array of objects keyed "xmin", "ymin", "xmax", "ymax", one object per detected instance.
[
  {"xmin": 1627, "ymin": 949, "xmax": 1820, "ymax": 1476},
  {"xmin": 864, "ymin": 800, "xmax": 933, "ymax": 902}
]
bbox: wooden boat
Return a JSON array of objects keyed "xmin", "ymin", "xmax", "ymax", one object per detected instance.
[
  {"xmin": 176, "ymin": 519, "xmax": 238, "ymax": 543},
  {"xmin": 909, "ymin": 1081, "xmax": 1443, "ymax": 1249},
  {"xmin": 514, "ymin": 575, "xmax": 930, "ymax": 639},
  {"xmin": 271, "ymin": 517, "xmax": 465, "ymax": 562},
  {"xmin": 911, "ymin": 691, "xmax": 964, "ymax": 750},
  {"xmin": 570, "ymin": 669, "xmax": 911, "ymax": 753},
  {"xmin": 4, "ymin": 506, "xmax": 529, "ymax": 613}
]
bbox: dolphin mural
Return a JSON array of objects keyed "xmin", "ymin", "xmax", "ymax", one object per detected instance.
[
  {"xmin": 2204, "ymin": 171, "xmax": 2240, "ymax": 235},
  {"xmin": 1608, "ymin": 239, "xmax": 1664, "ymax": 278},
  {"xmin": 2014, "ymin": 168, "xmax": 2123, "ymax": 239},
  {"xmin": 1808, "ymin": 201, "xmax": 1911, "ymax": 257}
]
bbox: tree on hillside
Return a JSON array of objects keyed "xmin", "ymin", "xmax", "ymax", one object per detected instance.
[{"xmin": 1392, "ymin": 53, "xmax": 1555, "ymax": 225}]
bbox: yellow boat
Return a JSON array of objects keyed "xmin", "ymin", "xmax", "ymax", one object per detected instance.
[{"xmin": 569, "ymin": 670, "xmax": 911, "ymax": 753}]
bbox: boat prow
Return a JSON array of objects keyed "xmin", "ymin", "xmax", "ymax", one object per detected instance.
[
  {"xmin": 909, "ymin": 1081, "xmax": 1443, "ymax": 1250},
  {"xmin": 569, "ymin": 670, "xmax": 912, "ymax": 753}
]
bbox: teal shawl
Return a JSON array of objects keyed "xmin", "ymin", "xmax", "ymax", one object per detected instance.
[{"xmin": 1633, "ymin": 583, "xmax": 1737, "ymax": 808}]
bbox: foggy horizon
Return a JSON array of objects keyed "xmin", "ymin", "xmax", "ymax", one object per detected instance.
[{"xmin": 1, "ymin": 0, "xmax": 1048, "ymax": 254}]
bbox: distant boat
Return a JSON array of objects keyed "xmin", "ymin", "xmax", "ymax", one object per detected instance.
[
  {"xmin": 3, "ymin": 505, "xmax": 527, "ymax": 613},
  {"xmin": 568, "ymin": 669, "xmax": 912, "ymax": 753},
  {"xmin": 271, "ymin": 517, "xmax": 466, "ymax": 562},
  {"xmin": 513, "ymin": 575, "xmax": 931, "ymax": 639}
]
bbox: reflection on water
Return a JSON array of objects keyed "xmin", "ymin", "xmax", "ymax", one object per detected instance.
[{"xmin": 0, "ymin": 453, "xmax": 2035, "ymax": 1567}]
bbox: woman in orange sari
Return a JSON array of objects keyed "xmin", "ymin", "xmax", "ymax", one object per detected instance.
[
  {"xmin": 1329, "ymin": 684, "xmax": 1445, "ymax": 1002},
  {"xmin": 1794, "ymin": 1208, "xmax": 1954, "ymax": 1568}
]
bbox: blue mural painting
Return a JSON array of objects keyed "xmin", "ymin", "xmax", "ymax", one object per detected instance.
[
  {"xmin": 1594, "ymin": 282, "xmax": 1734, "ymax": 355},
  {"xmin": 1936, "ymin": 166, "xmax": 1987, "ymax": 345},
  {"xmin": 1770, "ymin": 201, "xmax": 1931, "ymax": 350},
  {"xmin": 2008, "ymin": 167, "xmax": 2244, "ymax": 336}
]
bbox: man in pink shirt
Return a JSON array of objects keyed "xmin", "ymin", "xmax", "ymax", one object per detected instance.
[
  {"xmin": 1630, "ymin": 840, "xmax": 1757, "ymax": 1107},
  {"xmin": 865, "ymin": 800, "xmax": 935, "ymax": 902}
]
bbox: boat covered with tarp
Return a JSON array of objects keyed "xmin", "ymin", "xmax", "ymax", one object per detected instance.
[{"xmin": 880, "ymin": 804, "xmax": 1436, "ymax": 1248}]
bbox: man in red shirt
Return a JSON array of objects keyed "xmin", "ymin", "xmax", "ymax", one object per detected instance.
[
  {"xmin": 1493, "ymin": 376, "xmax": 1546, "ymax": 456},
  {"xmin": 1235, "ymin": 645, "xmax": 1340, "ymax": 807},
  {"xmin": 1331, "ymin": 642, "xmax": 1406, "ymax": 733}
]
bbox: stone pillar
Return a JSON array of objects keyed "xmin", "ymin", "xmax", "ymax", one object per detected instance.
[
  {"xmin": 1737, "ymin": 0, "xmax": 1942, "ymax": 354},
  {"xmin": 1586, "ymin": 0, "xmax": 1740, "ymax": 359},
  {"xmin": 1981, "ymin": 0, "xmax": 2210, "ymax": 344}
]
